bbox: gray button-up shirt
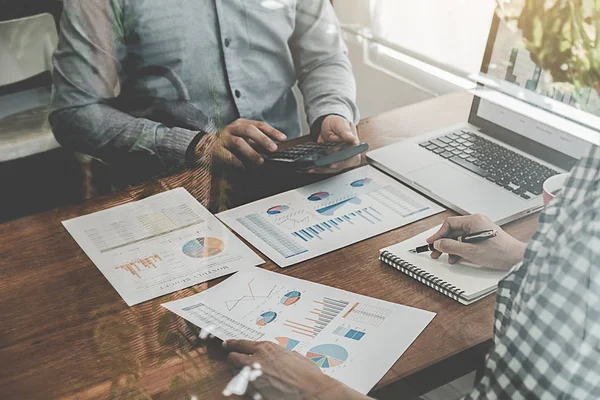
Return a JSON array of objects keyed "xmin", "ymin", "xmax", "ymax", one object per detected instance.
[{"xmin": 50, "ymin": 0, "xmax": 358, "ymax": 169}]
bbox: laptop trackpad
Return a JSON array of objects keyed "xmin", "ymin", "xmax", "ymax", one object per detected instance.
[{"xmin": 407, "ymin": 163, "xmax": 490, "ymax": 207}]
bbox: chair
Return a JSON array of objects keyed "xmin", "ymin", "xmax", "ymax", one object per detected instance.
[{"xmin": 0, "ymin": 13, "xmax": 60, "ymax": 162}]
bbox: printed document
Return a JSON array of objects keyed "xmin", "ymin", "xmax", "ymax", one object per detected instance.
[
  {"xmin": 217, "ymin": 166, "xmax": 443, "ymax": 267},
  {"xmin": 163, "ymin": 267, "xmax": 435, "ymax": 394},
  {"xmin": 63, "ymin": 188, "xmax": 264, "ymax": 305}
]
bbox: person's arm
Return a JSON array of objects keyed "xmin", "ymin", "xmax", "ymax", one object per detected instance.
[
  {"xmin": 49, "ymin": 0, "xmax": 208, "ymax": 172},
  {"xmin": 290, "ymin": 0, "xmax": 360, "ymax": 142}
]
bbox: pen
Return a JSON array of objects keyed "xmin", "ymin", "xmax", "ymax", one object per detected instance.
[{"xmin": 408, "ymin": 229, "xmax": 498, "ymax": 254}]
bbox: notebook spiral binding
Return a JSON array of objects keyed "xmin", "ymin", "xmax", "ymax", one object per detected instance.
[{"xmin": 379, "ymin": 250, "xmax": 466, "ymax": 301}]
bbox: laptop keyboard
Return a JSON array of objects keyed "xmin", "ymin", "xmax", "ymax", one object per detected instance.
[{"xmin": 419, "ymin": 129, "xmax": 559, "ymax": 200}]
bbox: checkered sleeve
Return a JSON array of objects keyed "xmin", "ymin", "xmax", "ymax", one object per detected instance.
[{"xmin": 464, "ymin": 145, "xmax": 600, "ymax": 400}]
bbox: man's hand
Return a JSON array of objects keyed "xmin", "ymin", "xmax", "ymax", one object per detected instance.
[
  {"xmin": 426, "ymin": 214, "xmax": 527, "ymax": 270},
  {"xmin": 317, "ymin": 115, "xmax": 359, "ymax": 145},
  {"xmin": 224, "ymin": 339, "xmax": 369, "ymax": 400},
  {"xmin": 209, "ymin": 118, "xmax": 287, "ymax": 167},
  {"xmin": 307, "ymin": 115, "xmax": 361, "ymax": 174}
]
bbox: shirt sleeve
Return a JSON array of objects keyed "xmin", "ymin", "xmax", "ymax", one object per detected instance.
[
  {"xmin": 289, "ymin": 0, "xmax": 359, "ymax": 127},
  {"xmin": 49, "ymin": 0, "xmax": 201, "ymax": 171},
  {"xmin": 462, "ymin": 145, "xmax": 600, "ymax": 399}
]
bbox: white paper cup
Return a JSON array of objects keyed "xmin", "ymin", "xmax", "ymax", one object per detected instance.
[{"xmin": 542, "ymin": 173, "xmax": 569, "ymax": 206}]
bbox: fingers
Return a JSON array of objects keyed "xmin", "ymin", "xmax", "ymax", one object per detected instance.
[
  {"xmin": 225, "ymin": 135, "xmax": 265, "ymax": 165},
  {"xmin": 340, "ymin": 123, "xmax": 360, "ymax": 145},
  {"xmin": 227, "ymin": 352, "xmax": 253, "ymax": 368},
  {"xmin": 328, "ymin": 126, "xmax": 357, "ymax": 144},
  {"xmin": 221, "ymin": 120, "xmax": 289, "ymax": 165},
  {"xmin": 223, "ymin": 339, "xmax": 261, "ymax": 354},
  {"xmin": 327, "ymin": 117, "xmax": 358, "ymax": 144},
  {"xmin": 430, "ymin": 250, "xmax": 442, "ymax": 259},
  {"xmin": 430, "ymin": 251, "xmax": 462, "ymax": 264},
  {"xmin": 426, "ymin": 216, "xmax": 475, "ymax": 244},
  {"xmin": 213, "ymin": 145, "xmax": 244, "ymax": 168},
  {"xmin": 448, "ymin": 254, "xmax": 461, "ymax": 264},
  {"xmin": 432, "ymin": 238, "xmax": 476, "ymax": 260},
  {"xmin": 234, "ymin": 125, "xmax": 278, "ymax": 153},
  {"xmin": 252, "ymin": 121, "xmax": 287, "ymax": 142},
  {"xmin": 318, "ymin": 116, "xmax": 359, "ymax": 145}
]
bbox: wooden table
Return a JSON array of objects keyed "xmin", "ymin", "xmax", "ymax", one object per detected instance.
[{"xmin": 0, "ymin": 92, "xmax": 539, "ymax": 399}]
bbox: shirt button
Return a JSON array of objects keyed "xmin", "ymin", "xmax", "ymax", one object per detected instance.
[
  {"xmin": 224, "ymin": 38, "xmax": 231, "ymax": 47},
  {"xmin": 235, "ymin": 90, "xmax": 241, "ymax": 98}
]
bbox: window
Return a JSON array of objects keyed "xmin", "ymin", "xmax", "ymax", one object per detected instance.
[{"xmin": 336, "ymin": 0, "xmax": 497, "ymax": 75}]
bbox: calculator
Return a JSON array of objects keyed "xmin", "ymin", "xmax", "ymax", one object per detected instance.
[{"xmin": 265, "ymin": 141, "xmax": 369, "ymax": 170}]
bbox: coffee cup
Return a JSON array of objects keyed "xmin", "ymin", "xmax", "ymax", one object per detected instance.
[{"xmin": 542, "ymin": 173, "xmax": 569, "ymax": 206}]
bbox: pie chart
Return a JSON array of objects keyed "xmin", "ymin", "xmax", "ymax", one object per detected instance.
[
  {"xmin": 351, "ymin": 178, "xmax": 372, "ymax": 187},
  {"xmin": 308, "ymin": 191, "xmax": 330, "ymax": 201},
  {"xmin": 182, "ymin": 237, "xmax": 225, "ymax": 258},
  {"xmin": 280, "ymin": 291, "xmax": 301, "ymax": 306},
  {"xmin": 275, "ymin": 337, "xmax": 300, "ymax": 351},
  {"xmin": 256, "ymin": 311, "xmax": 277, "ymax": 326},
  {"xmin": 267, "ymin": 205, "xmax": 289, "ymax": 215},
  {"xmin": 307, "ymin": 344, "xmax": 348, "ymax": 368}
]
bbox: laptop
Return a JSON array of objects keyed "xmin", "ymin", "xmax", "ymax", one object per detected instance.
[{"xmin": 367, "ymin": 15, "xmax": 592, "ymax": 225}]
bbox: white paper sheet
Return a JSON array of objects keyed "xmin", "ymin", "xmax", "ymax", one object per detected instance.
[
  {"xmin": 63, "ymin": 188, "xmax": 264, "ymax": 305},
  {"xmin": 162, "ymin": 267, "xmax": 436, "ymax": 394},
  {"xmin": 217, "ymin": 166, "xmax": 444, "ymax": 267}
]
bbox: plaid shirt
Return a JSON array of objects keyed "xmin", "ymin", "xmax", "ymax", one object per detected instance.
[{"xmin": 465, "ymin": 145, "xmax": 600, "ymax": 399}]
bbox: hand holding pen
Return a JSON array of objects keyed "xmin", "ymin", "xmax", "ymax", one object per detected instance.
[
  {"xmin": 424, "ymin": 215, "xmax": 528, "ymax": 270},
  {"xmin": 410, "ymin": 229, "xmax": 498, "ymax": 253}
]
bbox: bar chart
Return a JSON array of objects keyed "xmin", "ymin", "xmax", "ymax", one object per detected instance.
[
  {"xmin": 292, "ymin": 207, "xmax": 383, "ymax": 242},
  {"xmin": 343, "ymin": 302, "xmax": 392, "ymax": 327},
  {"xmin": 284, "ymin": 297, "xmax": 349, "ymax": 338},
  {"xmin": 114, "ymin": 254, "xmax": 162, "ymax": 278},
  {"xmin": 333, "ymin": 326, "xmax": 366, "ymax": 341}
]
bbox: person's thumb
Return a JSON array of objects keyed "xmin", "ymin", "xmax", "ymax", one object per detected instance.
[
  {"xmin": 334, "ymin": 120, "xmax": 358, "ymax": 143},
  {"xmin": 433, "ymin": 239, "xmax": 470, "ymax": 258}
]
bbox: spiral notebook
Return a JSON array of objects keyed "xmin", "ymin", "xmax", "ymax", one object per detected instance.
[{"xmin": 380, "ymin": 228, "xmax": 508, "ymax": 305}]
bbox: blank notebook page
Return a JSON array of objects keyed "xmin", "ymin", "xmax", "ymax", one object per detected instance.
[{"xmin": 381, "ymin": 227, "xmax": 508, "ymax": 300}]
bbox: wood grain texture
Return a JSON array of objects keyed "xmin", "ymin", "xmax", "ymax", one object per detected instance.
[{"xmin": 0, "ymin": 92, "xmax": 540, "ymax": 399}]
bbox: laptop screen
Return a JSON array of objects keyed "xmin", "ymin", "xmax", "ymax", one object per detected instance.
[{"xmin": 468, "ymin": 14, "xmax": 592, "ymax": 168}]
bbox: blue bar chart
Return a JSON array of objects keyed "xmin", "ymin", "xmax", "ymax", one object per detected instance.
[
  {"xmin": 293, "ymin": 207, "xmax": 383, "ymax": 241},
  {"xmin": 333, "ymin": 326, "xmax": 366, "ymax": 341}
]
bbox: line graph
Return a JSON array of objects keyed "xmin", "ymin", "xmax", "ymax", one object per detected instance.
[
  {"xmin": 225, "ymin": 279, "xmax": 276, "ymax": 311},
  {"xmin": 273, "ymin": 209, "xmax": 313, "ymax": 230},
  {"xmin": 277, "ymin": 216, "xmax": 311, "ymax": 230}
]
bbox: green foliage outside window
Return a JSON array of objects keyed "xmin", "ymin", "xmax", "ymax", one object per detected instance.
[{"xmin": 498, "ymin": 0, "xmax": 600, "ymax": 89}]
